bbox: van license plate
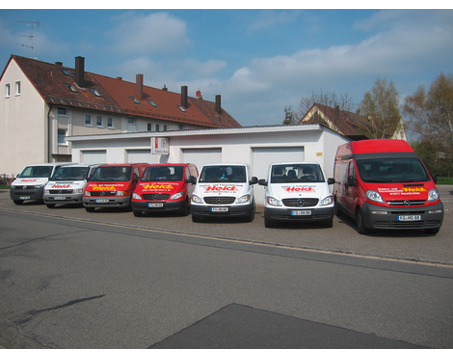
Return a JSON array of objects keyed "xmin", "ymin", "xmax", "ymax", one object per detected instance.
[
  {"xmin": 148, "ymin": 203, "xmax": 163, "ymax": 208},
  {"xmin": 397, "ymin": 215, "xmax": 421, "ymax": 221},
  {"xmin": 211, "ymin": 207, "xmax": 228, "ymax": 212},
  {"xmin": 19, "ymin": 196, "xmax": 30, "ymax": 200},
  {"xmin": 53, "ymin": 196, "xmax": 65, "ymax": 200},
  {"xmin": 291, "ymin": 210, "xmax": 311, "ymax": 216},
  {"xmin": 95, "ymin": 199, "xmax": 109, "ymax": 203}
]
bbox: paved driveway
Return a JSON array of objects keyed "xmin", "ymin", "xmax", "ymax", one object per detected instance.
[{"xmin": 0, "ymin": 185, "xmax": 452, "ymax": 266}]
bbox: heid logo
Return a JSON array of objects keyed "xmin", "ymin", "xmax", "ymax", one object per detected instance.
[
  {"xmin": 93, "ymin": 186, "xmax": 116, "ymax": 191},
  {"xmin": 284, "ymin": 186, "xmax": 315, "ymax": 192},
  {"xmin": 143, "ymin": 184, "xmax": 174, "ymax": 190},
  {"xmin": 206, "ymin": 186, "xmax": 237, "ymax": 191},
  {"xmin": 402, "ymin": 187, "xmax": 426, "ymax": 192},
  {"xmin": 52, "ymin": 184, "xmax": 71, "ymax": 189}
]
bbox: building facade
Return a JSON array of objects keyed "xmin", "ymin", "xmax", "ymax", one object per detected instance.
[
  {"xmin": 1, "ymin": 55, "xmax": 240, "ymax": 177},
  {"xmin": 68, "ymin": 124, "xmax": 350, "ymax": 205}
]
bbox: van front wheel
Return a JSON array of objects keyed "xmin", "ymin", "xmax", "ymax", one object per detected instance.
[{"xmin": 356, "ymin": 208, "xmax": 368, "ymax": 235}]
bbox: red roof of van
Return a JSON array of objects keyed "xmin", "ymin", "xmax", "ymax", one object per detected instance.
[
  {"xmin": 337, "ymin": 139, "xmax": 413, "ymax": 158},
  {"xmin": 351, "ymin": 139, "xmax": 413, "ymax": 153}
]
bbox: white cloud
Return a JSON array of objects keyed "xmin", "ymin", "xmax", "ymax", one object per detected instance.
[
  {"xmin": 107, "ymin": 11, "xmax": 191, "ymax": 55},
  {"xmin": 247, "ymin": 10, "xmax": 301, "ymax": 33}
]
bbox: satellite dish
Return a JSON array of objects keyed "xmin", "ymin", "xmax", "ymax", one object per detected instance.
[{"xmin": 196, "ymin": 90, "xmax": 202, "ymax": 99}]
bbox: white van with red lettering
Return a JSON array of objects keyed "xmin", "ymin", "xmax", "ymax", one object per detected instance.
[
  {"xmin": 191, "ymin": 163, "xmax": 258, "ymax": 222},
  {"xmin": 43, "ymin": 163, "xmax": 102, "ymax": 208},
  {"xmin": 258, "ymin": 162, "xmax": 335, "ymax": 228}
]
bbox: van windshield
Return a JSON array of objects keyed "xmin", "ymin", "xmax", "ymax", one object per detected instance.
[
  {"xmin": 91, "ymin": 166, "xmax": 132, "ymax": 182},
  {"xmin": 51, "ymin": 167, "xmax": 88, "ymax": 181},
  {"xmin": 142, "ymin": 166, "xmax": 183, "ymax": 182},
  {"xmin": 199, "ymin": 165, "xmax": 246, "ymax": 183},
  {"xmin": 19, "ymin": 166, "xmax": 53, "ymax": 178},
  {"xmin": 356, "ymin": 158, "xmax": 431, "ymax": 183},
  {"xmin": 271, "ymin": 164, "xmax": 325, "ymax": 183}
]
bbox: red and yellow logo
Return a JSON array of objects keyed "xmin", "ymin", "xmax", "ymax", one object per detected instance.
[
  {"xmin": 92, "ymin": 186, "xmax": 116, "ymax": 191},
  {"xmin": 143, "ymin": 184, "xmax": 174, "ymax": 190}
]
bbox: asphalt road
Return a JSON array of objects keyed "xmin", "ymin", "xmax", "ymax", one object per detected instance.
[{"xmin": 0, "ymin": 187, "xmax": 452, "ymax": 348}]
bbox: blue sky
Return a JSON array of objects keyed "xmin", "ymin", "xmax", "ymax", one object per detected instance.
[{"xmin": 1, "ymin": 6, "xmax": 453, "ymax": 128}]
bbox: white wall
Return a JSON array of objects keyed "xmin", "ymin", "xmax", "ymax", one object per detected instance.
[{"xmin": 0, "ymin": 59, "xmax": 48, "ymax": 176}]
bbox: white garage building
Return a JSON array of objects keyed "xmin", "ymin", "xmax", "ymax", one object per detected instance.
[{"xmin": 68, "ymin": 124, "xmax": 350, "ymax": 205}]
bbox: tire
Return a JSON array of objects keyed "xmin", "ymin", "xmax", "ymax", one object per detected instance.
[
  {"xmin": 425, "ymin": 228, "xmax": 440, "ymax": 235},
  {"xmin": 356, "ymin": 208, "xmax": 368, "ymax": 235},
  {"xmin": 46, "ymin": 203, "xmax": 56, "ymax": 209},
  {"xmin": 133, "ymin": 210, "xmax": 142, "ymax": 217},
  {"xmin": 192, "ymin": 213, "xmax": 202, "ymax": 222},
  {"xmin": 244, "ymin": 208, "xmax": 255, "ymax": 222},
  {"xmin": 334, "ymin": 200, "xmax": 343, "ymax": 216},
  {"xmin": 264, "ymin": 215, "xmax": 275, "ymax": 228},
  {"xmin": 323, "ymin": 218, "xmax": 333, "ymax": 228},
  {"xmin": 85, "ymin": 207, "xmax": 95, "ymax": 213},
  {"xmin": 13, "ymin": 200, "xmax": 24, "ymax": 205},
  {"xmin": 178, "ymin": 199, "xmax": 190, "ymax": 216}
]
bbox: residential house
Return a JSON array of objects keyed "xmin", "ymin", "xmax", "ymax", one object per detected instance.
[
  {"xmin": 0, "ymin": 55, "xmax": 240, "ymax": 177},
  {"xmin": 298, "ymin": 103, "xmax": 406, "ymax": 141}
]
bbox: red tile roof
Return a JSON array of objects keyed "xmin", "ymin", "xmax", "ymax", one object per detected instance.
[
  {"xmin": 6, "ymin": 55, "xmax": 241, "ymax": 129},
  {"xmin": 298, "ymin": 103, "xmax": 366, "ymax": 138}
]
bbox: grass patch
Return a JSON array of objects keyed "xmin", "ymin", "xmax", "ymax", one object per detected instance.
[{"xmin": 437, "ymin": 177, "xmax": 453, "ymax": 185}]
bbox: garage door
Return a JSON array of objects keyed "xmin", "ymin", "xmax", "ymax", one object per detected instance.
[
  {"xmin": 81, "ymin": 150, "xmax": 106, "ymax": 164},
  {"xmin": 126, "ymin": 149, "xmax": 159, "ymax": 164},
  {"xmin": 182, "ymin": 148, "xmax": 222, "ymax": 171},
  {"xmin": 252, "ymin": 147, "xmax": 305, "ymax": 206}
]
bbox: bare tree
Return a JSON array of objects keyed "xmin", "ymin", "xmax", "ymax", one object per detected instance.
[
  {"xmin": 356, "ymin": 78, "xmax": 402, "ymax": 139},
  {"xmin": 404, "ymin": 73, "xmax": 453, "ymax": 176},
  {"xmin": 296, "ymin": 90, "xmax": 355, "ymax": 120}
]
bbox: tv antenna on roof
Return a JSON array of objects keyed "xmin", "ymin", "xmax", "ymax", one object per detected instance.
[{"xmin": 15, "ymin": 20, "xmax": 40, "ymax": 59}]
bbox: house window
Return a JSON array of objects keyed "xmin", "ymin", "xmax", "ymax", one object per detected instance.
[
  {"xmin": 179, "ymin": 124, "xmax": 185, "ymax": 130},
  {"xmin": 127, "ymin": 117, "xmax": 136, "ymax": 125},
  {"xmin": 96, "ymin": 116, "xmax": 103, "ymax": 127},
  {"xmin": 90, "ymin": 88, "xmax": 102, "ymax": 97},
  {"xmin": 15, "ymin": 81, "xmax": 21, "ymax": 95},
  {"xmin": 177, "ymin": 105, "xmax": 187, "ymax": 113},
  {"xmin": 156, "ymin": 124, "xmax": 160, "ymax": 132},
  {"xmin": 148, "ymin": 99, "xmax": 158, "ymax": 107},
  {"xmin": 85, "ymin": 114, "xmax": 92, "ymax": 126},
  {"xmin": 163, "ymin": 125, "xmax": 168, "ymax": 131},
  {"xmin": 107, "ymin": 117, "xmax": 114, "ymax": 129},
  {"xmin": 128, "ymin": 96, "xmax": 140, "ymax": 105},
  {"xmin": 58, "ymin": 129, "xmax": 67, "ymax": 145},
  {"xmin": 65, "ymin": 83, "xmax": 78, "ymax": 93},
  {"xmin": 58, "ymin": 107, "xmax": 67, "ymax": 116},
  {"xmin": 5, "ymin": 83, "xmax": 10, "ymax": 97},
  {"xmin": 147, "ymin": 123, "xmax": 152, "ymax": 131}
]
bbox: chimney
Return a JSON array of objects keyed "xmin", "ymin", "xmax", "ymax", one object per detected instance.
[
  {"xmin": 162, "ymin": 84, "xmax": 168, "ymax": 91},
  {"xmin": 215, "ymin": 95, "xmax": 222, "ymax": 114},
  {"xmin": 75, "ymin": 56, "xmax": 85, "ymax": 88},
  {"xmin": 181, "ymin": 85, "xmax": 188, "ymax": 108},
  {"xmin": 55, "ymin": 61, "xmax": 63, "ymax": 66},
  {"xmin": 136, "ymin": 74, "xmax": 144, "ymax": 100}
]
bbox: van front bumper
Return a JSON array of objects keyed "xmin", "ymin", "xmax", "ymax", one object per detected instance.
[
  {"xmin": 264, "ymin": 206, "xmax": 334, "ymax": 223},
  {"xmin": 43, "ymin": 194, "xmax": 83, "ymax": 205},
  {"xmin": 10, "ymin": 188, "xmax": 44, "ymax": 201},
  {"xmin": 360, "ymin": 201, "xmax": 444, "ymax": 230},
  {"xmin": 192, "ymin": 202, "xmax": 254, "ymax": 218},
  {"xmin": 84, "ymin": 196, "xmax": 131, "ymax": 208},
  {"xmin": 132, "ymin": 200, "xmax": 186, "ymax": 213}
]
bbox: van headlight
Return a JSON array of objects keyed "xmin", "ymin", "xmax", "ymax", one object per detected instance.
[
  {"xmin": 170, "ymin": 192, "xmax": 184, "ymax": 200},
  {"xmin": 319, "ymin": 195, "xmax": 334, "ymax": 206},
  {"xmin": 266, "ymin": 196, "xmax": 281, "ymax": 206},
  {"xmin": 366, "ymin": 190, "xmax": 384, "ymax": 203},
  {"xmin": 44, "ymin": 189, "xmax": 50, "ymax": 195},
  {"xmin": 236, "ymin": 194, "xmax": 250, "ymax": 204},
  {"xmin": 132, "ymin": 192, "xmax": 142, "ymax": 200},
  {"xmin": 428, "ymin": 189, "xmax": 439, "ymax": 202},
  {"xmin": 192, "ymin": 195, "xmax": 203, "ymax": 204}
]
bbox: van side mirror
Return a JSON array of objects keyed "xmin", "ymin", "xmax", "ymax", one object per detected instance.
[
  {"xmin": 188, "ymin": 175, "xmax": 197, "ymax": 185},
  {"xmin": 250, "ymin": 176, "xmax": 258, "ymax": 185},
  {"xmin": 258, "ymin": 179, "xmax": 268, "ymax": 186},
  {"xmin": 328, "ymin": 178, "xmax": 335, "ymax": 185},
  {"xmin": 347, "ymin": 176, "xmax": 356, "ymax": 187},
  {"xmin": 430, "ymin": 173, "xmax": 438, "ymax": 184}
]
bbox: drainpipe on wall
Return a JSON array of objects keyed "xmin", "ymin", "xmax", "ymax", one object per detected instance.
[{"xmin": 47, "ymin": 104, "xmax": 53, "ymax": 163}]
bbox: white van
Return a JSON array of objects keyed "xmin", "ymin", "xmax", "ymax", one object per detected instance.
[
  {"xmin": 43, "ymin": 163, "xmax": 102, "ymax": 208},
  {"xmin": 10, "ymin": 163, "xmax": 72, "ymax": 205},
  {"xmin": 191, "ymin": 163, "xmax": 258, "ymax": 222},
  {"xmin": 258, "ymin": 162, "xmax": 335, "ymax": 228}
]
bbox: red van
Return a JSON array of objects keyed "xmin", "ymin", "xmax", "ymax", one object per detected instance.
[
  {"xmin": 131, "ymin": 163, "xmax": 198, "ymax": 216},
  {"xmin": 83, "ymin": 163, "xmax": 148, "ymax": 212},
  {"xmin": 333, "ymin": 139, "xmax": 443, "ymax": 235}
]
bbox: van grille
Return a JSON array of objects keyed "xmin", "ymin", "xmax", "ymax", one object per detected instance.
[
  {"xmin": 204, "ymin": 196, "xmax": 236, "ymax": 205},
  {"xmin": 89, "ymin": 191, "xmax": 116, "ymax": 197},
  {"xmin": 282, "ymin": 198, "xmax": 319, "ymax": 207},
  {"xmin": 142, "ymin": 193, "xmax": 170, "ymax": 200},
  {"xmin": 387, "ymin": 200, "xmax": 426, "ymax": 206},
  {"xmin": 49, "ymin": 189, "xmax": 73, "ymax": 194}
]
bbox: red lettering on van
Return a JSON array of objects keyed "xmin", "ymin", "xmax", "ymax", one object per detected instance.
[{"xmin": 206, "ymin": 186, "xmax": 237, "ymax": 191}]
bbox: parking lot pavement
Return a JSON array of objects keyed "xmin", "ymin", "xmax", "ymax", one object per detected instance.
[{"xmin": 0, "ymin": 185, "xmax": 452, "ymax": 266}]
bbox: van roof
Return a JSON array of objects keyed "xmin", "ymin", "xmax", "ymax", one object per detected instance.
[
  {"xmin": 337, "ymin": 139, "xmax": 414, "ymax": 158},
  {"xmin": 98, "ymin": 163, "xmax": 148, "ymax": 167},
  {"xmin": 354, "ymin": 139, "xmax": 413, "ymax": 153}
]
